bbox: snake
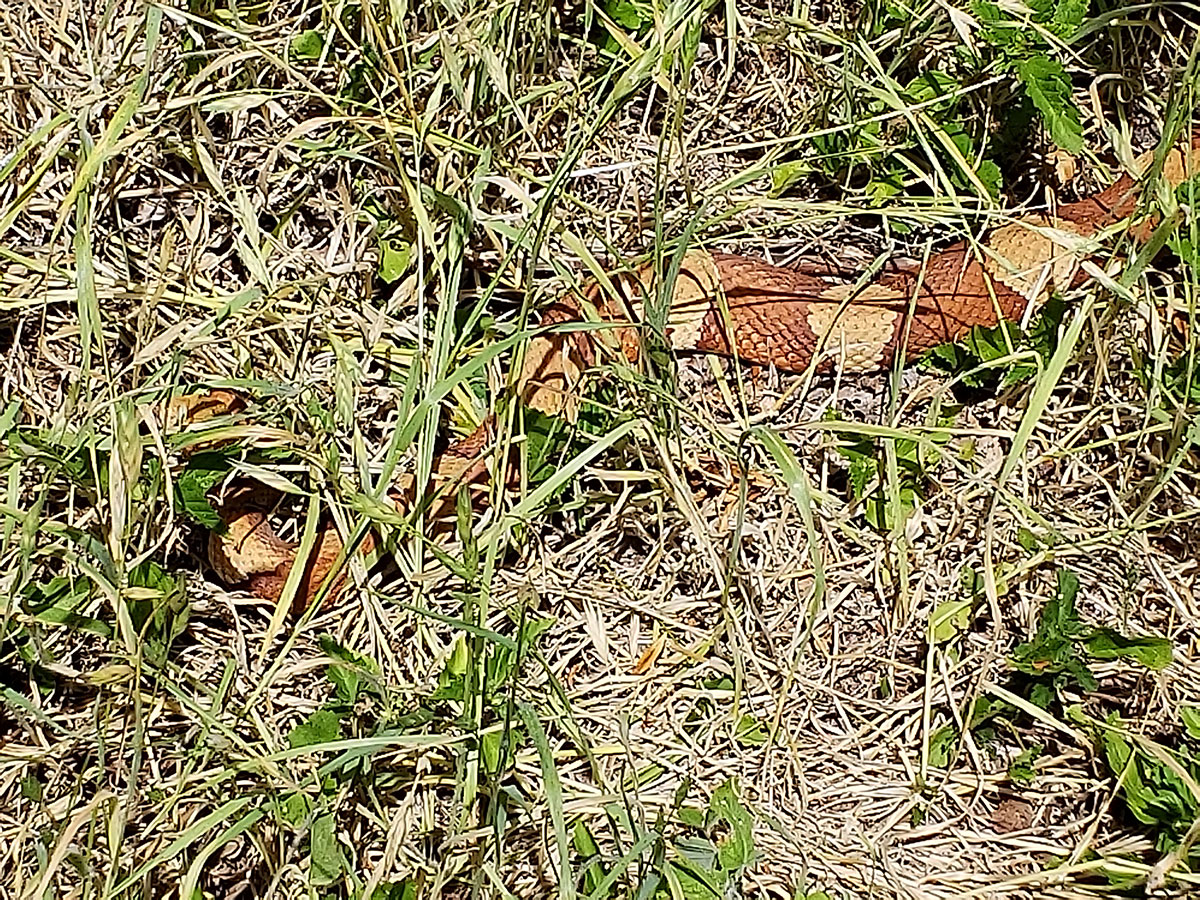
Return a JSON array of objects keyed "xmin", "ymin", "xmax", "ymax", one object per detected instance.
[{"xmin": 180, "ymin": 129, "xmax": 1199, "ymax": 612}]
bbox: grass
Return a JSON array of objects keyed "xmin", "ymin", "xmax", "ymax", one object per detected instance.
[{"xmin": 2, "ymin": 0, "xmax": 1200, "ymax": 897}]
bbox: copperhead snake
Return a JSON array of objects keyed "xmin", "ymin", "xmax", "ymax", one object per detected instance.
[{"xmin": 176, "ymin": 130, "xmax": 1200, "ymax": 612}]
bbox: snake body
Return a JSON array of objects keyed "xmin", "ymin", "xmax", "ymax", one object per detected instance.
[
  {"xmin": 520, "ymin": 133, "xmax": 1200, "ymax": 415},
  {"xmin": 191, "ymin": 131, "xmax": 1199, "ymax": 609},
  {"xmin": 198, "ymin": 414, "xmax": 492, "ymax": 614}
]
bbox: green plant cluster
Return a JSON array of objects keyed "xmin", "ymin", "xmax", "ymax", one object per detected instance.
[
  {"xmin": 1010, "ymin": 570, "xmax": 1171, "ymax": 707},
  {"xmin": 832, "ymin": 424, "xmax": 938, "ymax": 530},
  {"xmin": 791, "ymin": 0, "xmax": 1091, "ymax": 207},
  {"xmin": 924, "ymin": 567, "xmax": 1200, "ymax": 882},
  {"xmin": 573, "ymin": 777, "xmax": 758, "ymax": 900},
  {"xmin": 972, "ymin": 0, "xmax": 1089, "ymax": 152},
  {"xmin": 1100, "ymin": 712, "xmax": 1200, "ymax": 868}
]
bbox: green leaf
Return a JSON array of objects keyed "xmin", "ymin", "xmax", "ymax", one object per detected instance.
[
  {"xmin": 573, "ymin": 819, "xmax": 607, "ymax": 895},
  {"xmin": 0, "ymin": 398, "xmax": 20, "ymax": 435},
  {"xmin": 960, "ymin": 565, "xmax": 985, "ymax": 598},
  {"xmin": 326, "ymin": 666, "xmax": 360, "ymax": 707},
  {"xmin": 1026, "ymin": 0, "xmax": 1053, "ymax": 20},
  {"xmin": 678, "ymin": 806, "xmax": 706, "ymax": 828},
  {"xmin": 846, "ymin": 452, "xmax": 875, "ymax": 500},
  {"xmin": 1016, "ymin": 528, "xmax": 1039, "ymax": 551},
  {"xmin": 1008, "ymin": 745, "xmax": 1042, "ymax": 785},
  {"xmin": 521, "ymin": 407, "xmax": 565, "ymax": 482},
  {"xmin": 1049, "ymin": 0, "xmax": 1088, "ymax": 38},
  {"xmin": 309, "ymin": 812, "xmax": 344, "ymax": 886},
  {"xmin": 929, "ymin": 600, "xmax": 974, "ymax": 644},
  {"xmin": 681, "ymin": 15, "xmax": 702, "ymax": 71},
  {"xmin": 1014, "ymin": 55, "xmax": 1083, "ymax": 153},
  {"xmin": 126, "ymin": 560, "xmax": 190, "ymax": 665},
  {"xmin": 971, "ymin": 0, "xmax": 1004, "ymax": 26},
  {"xmin": 734, "ymin": 714, "xmax": 768, "ymax": 746},
  {"xmin": 282, "ymin": 791, "xmax": 310, "ymax": 827},
  {"xmin": 708, "ymin": 778, "xmax": 754, "ymax": 871},
  {"xmin": 572, "ymin": 819, "xmax": 599, "ymax": 856},
  {"xmin": 1014, "ymin": 568, "xmax": 1174, "ymax": 701},
  {"xmin": 1183, "ymin": 708, "xmax": 1200, "ymax": 741},
  {"xmin": 481, "ymin": 727, "xmax": 521, "ymax": 774},
  {"xmin": 605, "ymin": 0, "xmax": 651, "ymax": 30},
  {"xmin": 22, "ymin": 575, "xmax": 110, "ymax": 637},
  {"xmin": 671, "ymin": 861, "xmax": 721, "ymax": 900},
  {"xmin": 771, "ymin": 160, "xmax": 813, "ymax": 195},
  {"xmin": 904, "ymin": 71, "xmax": 959, "ymax": 108},
  {"xmin": 176, "ymin": 452, "xmax": 232, "ymax": 530},
  {"xmin": 378, "ymin": 239, "xmax": 411, "ymax": 283},
  {"xmin": 290, "ymin": 29, "xmax": 324, "ymax": 60},
  {"xmin": 1014, "ymin": 570, "xmax": 1083, "ymax": 660},
  {"xmin": 929, "ymin": 341, "xmax": 967, "ymax": 368},
  {"xmin": 971, "ymin": 0, "xmax": 1021, "ymax": 50},
  {"xmin": 288, "ymin": 709, "xmax": 341, "ymax": 749},
  {"xmin": 1049, "ymin": 568, "xmax": 1081, "ymax": 631},
  {"xmin": 430, "ymin": 664, "xmax": 465, "ymax": 702},
  {"xmin": 519, "ymin": 614, "xmax": 556, "ymax": 648},
  {"xmin": 863, "ymin": 483, "xmax": 918, "ymax": 531},
  {"xmin": 970, "ymin": 695, "xmax": 1018, "ymax": 732},
  {"xmin": 319, "ymin": 636, "xmax": 382, "ymax": 706},
  {"xmin": 1029, "ymin": 681, "xmax": 1054, "ymax": 709},
  {"xmin": 1084, "ymin": 629, "xmax": 1172, "ymax": 670},
  {"xmin": 929, "ymin": 725, "xmax": 958, "ymax": 768},
  {"xmin": 1098, "ymin": 724, "xmax": 1200, "ymax": 843},
  {"xmin": 447, "ymin": 635, "xmax": 469, "ymax": 676},
  {"xmin": 517, "ymin": 702, "xmax": 573, "ymax": 896},
  {"xmin": 1171, "ymin": 235, "xmax": 1199, "ymax": 272},
  {"xmin": 976, "ymin": 158, "xmax": 1003, "ymax": 197},
  {"xmin": 865, "ymin": 171, "xmax": 905, "ymax": 205}
]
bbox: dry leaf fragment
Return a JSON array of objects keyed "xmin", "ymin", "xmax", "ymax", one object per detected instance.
[{"xmin": 631, "ymin": 634, "xmax": 666, "ymax": 675}]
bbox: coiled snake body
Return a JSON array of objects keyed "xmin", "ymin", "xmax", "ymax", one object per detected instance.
[{"xmin": 186, "ymin": 131, "xmax": 1200, "ymax": 610}]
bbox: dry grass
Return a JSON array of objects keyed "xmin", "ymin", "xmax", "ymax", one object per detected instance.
[{"xmin": 2, "ymin": 0, "xmax": 1200, "ymax": 898}]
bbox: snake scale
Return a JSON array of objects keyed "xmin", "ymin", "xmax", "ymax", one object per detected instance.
[{"xmin": 184, "ymin": 130, "xmax": 1199, "ymax": 612}]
